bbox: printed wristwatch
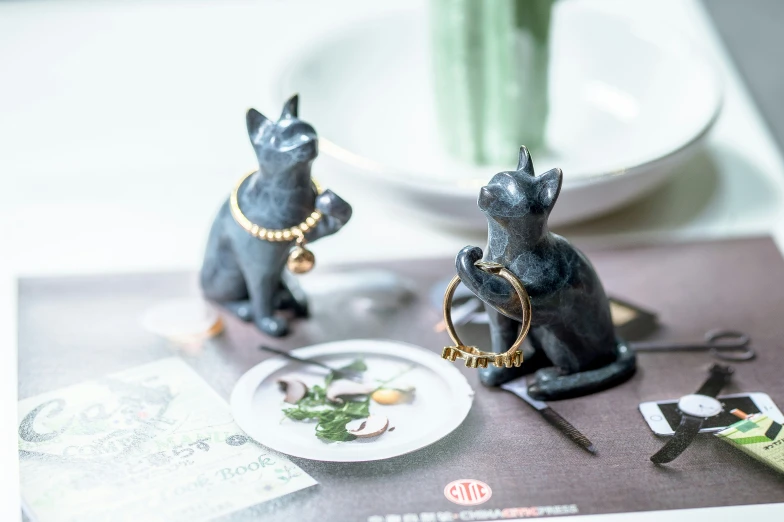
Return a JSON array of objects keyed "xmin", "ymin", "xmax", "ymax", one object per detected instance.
[{"xmin": 650, "ymin": 363, "xmax": 734, "ymax": 464}]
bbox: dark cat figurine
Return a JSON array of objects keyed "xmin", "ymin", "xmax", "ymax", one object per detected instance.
[
  {"xmin": 200, "ymin": 95, "xmax": 352, "ymax": 337},
  {"xmin": 456, "ymin": 146, "xmax": 635, "ymax": 400}
]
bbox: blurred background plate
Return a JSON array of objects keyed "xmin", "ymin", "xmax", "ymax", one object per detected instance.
[{"xmin": 280, "ymin": 2, "xmax": 722, "ymax": 229}]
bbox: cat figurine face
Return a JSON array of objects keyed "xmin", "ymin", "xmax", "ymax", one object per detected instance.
[
  {"xmin": 478, "ymin": 147, "xmax": 562, "ymax": 224},
  {"xmin": 246, "ymin": 94, "xmax": 318, "ymax": 173}
]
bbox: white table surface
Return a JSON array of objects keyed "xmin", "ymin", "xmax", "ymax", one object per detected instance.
[{"xmin": 2, "ymin": 0, "xmax": 783, "ymax": 520}]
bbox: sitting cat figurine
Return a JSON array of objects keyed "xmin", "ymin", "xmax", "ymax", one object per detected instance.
[
  {"xmin": 200, "ymin": 95, "xmax": 352, "ymax": 337},
  {"xmin": 456, "ymin": 146, "xmax": 635, "ymax": 400}
]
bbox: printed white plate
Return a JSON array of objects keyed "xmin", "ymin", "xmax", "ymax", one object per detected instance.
[{"xmin": 230, "ymin": 339, "xmax": 474, "ymax": 462}]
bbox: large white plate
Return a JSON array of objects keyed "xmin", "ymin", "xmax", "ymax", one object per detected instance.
[
  {"xmin": 230, "ymin": 339, "xmax": 474, "ymax": 462},
  {"xmin": 279, "ymin": 2, "xmax": 722, "ymax": 229}
]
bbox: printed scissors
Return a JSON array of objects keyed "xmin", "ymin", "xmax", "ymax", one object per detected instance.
[{"xmin": 630, "ymin": 329, "xmax": 756, "ymax": 362}]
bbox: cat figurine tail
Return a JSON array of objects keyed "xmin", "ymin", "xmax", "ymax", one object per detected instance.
[{"xmin": 455, "ymin": 146, "xmax": 636, "ymax": 400}]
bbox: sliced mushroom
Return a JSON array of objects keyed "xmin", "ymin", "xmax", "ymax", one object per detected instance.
[
  {"xmin": 277, "ymin": 377, "xmax": 308, "ymax": 404},
  {"xmin": 347, "ymin": 415, "xmax": 389, "ymax": 438},
  {"xmin": 326, "ymin": 379, "xmax": 374, "ymax": 403}
]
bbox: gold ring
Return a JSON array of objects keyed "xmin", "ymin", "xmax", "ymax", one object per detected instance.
[{"xmin": 441, "ymin": 262, "xmax": 532, "ymax": 368}]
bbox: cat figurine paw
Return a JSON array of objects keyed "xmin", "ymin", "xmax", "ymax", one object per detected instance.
[
  {"xmin": 200, "ymin": 95, "xmax": 352, "ymax": 337},
  {"xmin": 456, "ymin": 146, "xmax": 635, "ymax": 400}
]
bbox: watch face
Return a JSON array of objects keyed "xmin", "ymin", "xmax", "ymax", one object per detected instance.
[{"xmin": 677, "ymin": 394, "xmax": 723, "ymax": 418}]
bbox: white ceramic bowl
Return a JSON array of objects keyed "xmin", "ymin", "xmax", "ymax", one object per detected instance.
[{"xmin": 279, "ymin": 3, "xmax": 722, "ymax": 229}]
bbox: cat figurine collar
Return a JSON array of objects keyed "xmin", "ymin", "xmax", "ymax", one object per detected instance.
[{"xmin": 229, "ymin": 169, "xmax": 323, "ymax": 274}]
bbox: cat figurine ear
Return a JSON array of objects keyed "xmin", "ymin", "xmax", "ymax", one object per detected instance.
[
  {"xmin": 517, "ymin": 145, "xmax": 535, "ymax": 176},
  {"xmin": 537, "ymin": 167, "xmax": 563, "ymax": 211},
  {"xmin": 516, "ymin": 145, "xmax": 562, "ymax": 211},
  {"xmin": 279, "ymin": 93, "xmax": 299, "ymax": 120},
  {"xmin": 247, "ymin": 108, "xmax": 271, "ymax": 146}
]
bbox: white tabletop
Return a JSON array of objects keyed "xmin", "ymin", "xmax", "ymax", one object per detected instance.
[{"xmin": 2, "ymin": 0, "xmax": 783, "ymax": 520}]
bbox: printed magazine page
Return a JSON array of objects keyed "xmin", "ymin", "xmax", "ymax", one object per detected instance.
[{"xmin": 16, "ymin": 237, "xmax": 784, "ymax": 521}]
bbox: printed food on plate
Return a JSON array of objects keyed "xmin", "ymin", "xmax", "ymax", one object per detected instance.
[{"xmin": 276, "ymin": 358, "xmax": 415, "ymax": 442}]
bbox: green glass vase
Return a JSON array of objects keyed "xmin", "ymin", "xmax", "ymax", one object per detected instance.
[{"xmin": 430, "ymin": 0, "xmax": 554, "ymax": 165}]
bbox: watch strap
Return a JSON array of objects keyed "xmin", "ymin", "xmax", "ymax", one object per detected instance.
[
  {"xmin": 695, "ymin": 364, "xmax": 734, "ymax": 398},
  {"xmin": 650, "ymin": 415, "xmax": 704, "ymax": 464}
]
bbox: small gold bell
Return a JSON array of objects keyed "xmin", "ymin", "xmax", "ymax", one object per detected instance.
[{"xmin": 287, "ymin": 245, "xmax": 315, "ymax": 274}]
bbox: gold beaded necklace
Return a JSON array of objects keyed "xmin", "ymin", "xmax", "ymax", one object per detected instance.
[{"xmin": 229, "ymin": 170, "xmax": 323, "ymax": 274}]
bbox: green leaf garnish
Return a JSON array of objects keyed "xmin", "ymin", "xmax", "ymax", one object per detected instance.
[
  {"xmin": 282, "ymin": 359, "xmax": 370, "ymax": 442},
  {"xmin": 280, "ymin": 358, "xmax": 414, "ymax": 443},
  {"xmin": 338, "ymin": 359, "xmax": 368, "ymax": 373}
]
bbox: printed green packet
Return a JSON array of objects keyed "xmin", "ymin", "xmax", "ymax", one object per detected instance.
[{"xmin": 715, "ymin": 414, "xmax": 784, "ymax": 474}]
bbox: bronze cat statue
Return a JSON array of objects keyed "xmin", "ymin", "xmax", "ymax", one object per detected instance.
[
  {"xmin": 200, "ymin": 95, "xmax": 352, "ymax": 337},
  {"xmin": 456, "ymin": 146, "xmax": 635, "ymax": 400}
]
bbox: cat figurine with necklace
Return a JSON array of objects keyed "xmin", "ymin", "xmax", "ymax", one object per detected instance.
[
  {"xmin": 455, "ymin": 146, "xmax": 636, "ymax": 400},
  {"xmin": 200, "ymin": 95, "xmax": 352, "ymax": 337}
]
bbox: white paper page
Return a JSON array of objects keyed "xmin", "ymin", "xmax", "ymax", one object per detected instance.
[{"xmin": 17, "ymin": 358, "xmax": 317, "ymax": 522}]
